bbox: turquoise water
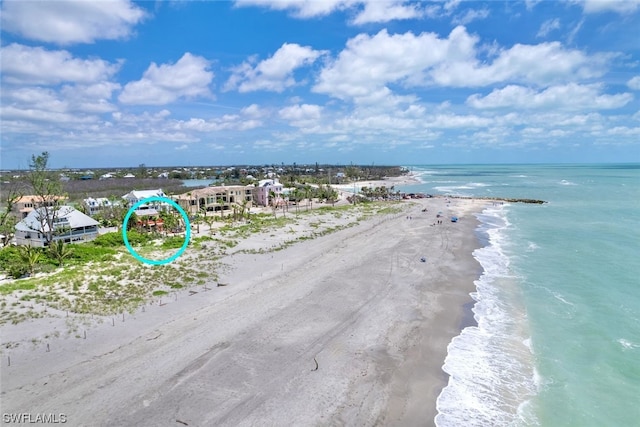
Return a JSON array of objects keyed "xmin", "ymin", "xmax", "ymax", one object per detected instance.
[{"xmin": 398, "ymin": 164, "xmax": 640, "ymax": 426}]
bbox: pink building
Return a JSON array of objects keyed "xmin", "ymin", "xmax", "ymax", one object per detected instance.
[{"xmin": 253, "ymin": 179, "xmax": 284, "ymax": 207}]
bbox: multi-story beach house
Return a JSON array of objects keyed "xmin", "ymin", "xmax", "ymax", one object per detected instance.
[
  {"xmin": 11, "ymin": 195, "xmax": 68, "ymax": 219},
  {"xmin": 15, "ymin": 206, "xmax": 99, "ymax": 247},
  {"xmin": 82, "ymin": 197, "xmax": 116, "ymax": 216},
  {"xmin": 121, "ymin": 189, "xmax": 170, "ymax": 219},
  {"xmin": 253, "ymin": 179, "xmax": 284, "ymax": 207},
  {"xmin": 174, "ymin": 185, "xmax": 254, "ymax": 216},
  {"xmin": 122, "ymin": 189, "xmax": 166, "ymax": 206}
]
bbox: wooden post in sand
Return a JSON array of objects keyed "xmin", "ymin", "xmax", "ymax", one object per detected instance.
[
  {"xmin": 112, "ymin": 318, "xmax": 115, "ymax": 326},
  {"xmin": 46, "ymin": 343, "xmax": 50, "ymax": 352},
  {"xmin": 84, "ymin": 330, "xmax": 86, "ymax": 339},
  {"xmin": 8, "ymin": 356, "xmax": 10, "ymax": 366},
  {"xmin": 122, "ymin": 313, "xmax": 125, "ymax": 322}
]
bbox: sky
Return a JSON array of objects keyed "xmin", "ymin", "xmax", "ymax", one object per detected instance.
[{"xmin": 1, "ymin": 0, "xmax": 640, "ymax": 169}]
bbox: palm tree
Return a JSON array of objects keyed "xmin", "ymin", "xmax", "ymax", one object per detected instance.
[
  {"xmin": 192, "ymin": 213, "xmax": 202, "ymax": 234},
  {"xmin": 19, "ymin": 246, "xmax": 41, "ymax": 276},
  {"xmin": 239, "ymin": 198, "xmax": 250, "ymax": 222},
  {"xmin": 49, "ymin": 240, "xmax": 73, "ymax": 267},
  {"xmin": 203, "ymin": 215, "xmax": 216, "ymax": 235},
  {"xmin": 217, "ymin": 196, "xmax": 225, "ymax": 220},
  {"xmin": 304, "ymin": 186, "xmax": 312, "ymax": 211},
  {"xmin": 269, "ymin": 190, "xmax": 277, "ymax": 218},
  {"xmin": 291, "ymin": 189, "xmax": 300, "ymax": 215}
]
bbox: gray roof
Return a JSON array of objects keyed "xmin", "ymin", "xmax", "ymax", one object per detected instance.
[{"xmin": 16, "ymin": 206, "xmax": 99, "ymax": 232}]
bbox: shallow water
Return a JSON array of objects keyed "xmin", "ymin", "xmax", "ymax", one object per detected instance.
[{"xmin": 399, "ymin": 164, "xmax": 640, "ymax": 426}]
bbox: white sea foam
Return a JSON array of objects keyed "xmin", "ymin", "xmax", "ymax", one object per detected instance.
[
  {"xmin": 435, "ymin": 205, "xmax": 538, "ymax": 427},
  {"xmin": 551, "ymin": 291, "xmax": 574, "ymax": 306},
  {"xmin": 433, "ymin": 182, "xmax": 489, "ymax": 196},
  {"xmin": 618, "ymin": 338, "xmax": 638, "ymax": 350},
  {"xmin": 559, "ymin": 179, "xmax": 578, "ymax": 186}
]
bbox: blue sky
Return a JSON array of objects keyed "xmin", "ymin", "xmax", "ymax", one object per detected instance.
[{"xmin": 1, "ymin": 0, "xmax": 639, "ymax": 168}]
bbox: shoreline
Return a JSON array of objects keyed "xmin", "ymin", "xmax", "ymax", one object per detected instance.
[{"xmin": 1, "ymin": 197, "xmax": 488, "ymax": 426}]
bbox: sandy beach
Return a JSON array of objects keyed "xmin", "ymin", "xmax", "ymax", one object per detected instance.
[{"xmin": 1, "ymin": 197, "xmax": 487, "ymax": 426}]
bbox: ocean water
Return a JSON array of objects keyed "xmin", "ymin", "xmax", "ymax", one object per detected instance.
[{"xmin": 398, "ymin": 164, "xmax": 640, "ymax": 426}]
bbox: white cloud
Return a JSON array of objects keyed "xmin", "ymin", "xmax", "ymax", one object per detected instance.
[
  {"xmin": 525, "ymin": 0, "xmax": 542, "ymax": 10},
  {"xmin": 235, "ymin": 0, "xmax": 348, "ymax": 18},
  {"xmin": 1, "ymin": 77, "xmax": 120, "ymax": 130},
  {"xmin": 536, "ymin": 18, "xmax": 561, "ymax": 38},
  {"xmin": 627, "ymin": 76, "xmax": 640, "ymax": 90},
  {"xmin": 567, "ymin": 18, "xmax": 584, "ymax": 44},
  {"xmin": 235, "ymin": 0, "xmax": 425, "ymax": 24},
  {"xmin": 0, "ymin": 0, "xmax": 146, "ymax": 44},
  {"xmin": 3, "ymin": 87, "xmax": 68, "ymax": 114},
  {"xmin": 578, "ymin": 0, "xmax": 640, "ymax": 14},
  {"xmin": 119, "ymin": 53, "xmax": 214, "ymax": 105},
  {"xmin": 314, "ymin": 25, "xmax": 610, "ymax": 110},
  {"xmin": 241, "ymin": 104, "xmax": 269, "ymax": 118},
  {"xmin": 0, "ymin": 44, "xmax": 120, "ymax": 85},
  {"xmin": 352, "ymin": 1, "xmax": 424, "ymax": 24},
  {"xmin": 431, "ymin": 40, "xmax": 610, "ymax": 87},
  {"xmin": 279, "ymin": 104, "xmax": 323, "ymax": 128},
  {"xmin": 169, "ymin": 114, "xmax": 263, "ymax": 133},
  {"xmin": 314, "ymin": 27, "xmax": 477, "ymax": 103},
  {"xmin": 225, "ymin": 43, "xmax": 325, "ymax": 93},
  {"xmin": 452, "ymin": 8, "xmax": 490, "ymax": 25},
  {"xmin": 467, "ymin": 83, "xmax": 632, "ymax": 110}
]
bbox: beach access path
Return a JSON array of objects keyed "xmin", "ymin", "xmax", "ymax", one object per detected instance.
[{"xmin": 1, "ymin": 197, "xmax": 486, "ymax": 426}]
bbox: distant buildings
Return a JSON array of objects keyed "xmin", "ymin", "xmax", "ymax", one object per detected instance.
[{"xmin": 15, "ymin": 206, "xmax": 99, "ymax": 247}]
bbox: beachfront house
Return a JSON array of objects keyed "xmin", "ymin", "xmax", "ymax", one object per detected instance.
[
  {"xmin": 11, "ymin": 195, "xmax": 68, "ymax": 219},
  {"xmin": 253, "ymin": 179, "xmax": 284, "ymax": 207},
  {"xmin": 122, "ymin": 189, "xmax": 165, "ymax": 206},
  {"xmin": 175, "ymin": 185, "xmax": 254, "ymax": 216},
  {"xmin": 82, "ymin": 197, "xmax": 116, "ymax": 216},
  {"xmin": 15, "ymin": 206, "xmax": 99, "ymax": 247}
]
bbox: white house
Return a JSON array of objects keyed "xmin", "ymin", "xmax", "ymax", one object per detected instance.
[
  {"xmin": 122, "ymin": 189, "xmax": 168, "ymax": 214},
  {"xmin": 83, "ymin": 197, "xmax": 115, "ymax": 216},
  {"xmin": 122, "ymin": 189, "xmax": 166, "ymax": 206},
  {"xmin": 253, "ymin": 179, "xmax": 284, "ymax": 207},
  {"xmin": 15, "ymin": 206, "xmax": 99, "ymax": 247}
]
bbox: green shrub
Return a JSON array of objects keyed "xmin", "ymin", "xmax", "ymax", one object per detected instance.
[
  {"xmin": 126, "ymin": 230, "xmax": 155, "ymax": 246},
  {"xmin": 0, "ymin": 247, "xmax": 34, "ymax": 279},
  {"xmin": 69, "ymin": 244, "xmax": 117, "ymax": 263},
  {"xmin": 93, "ymin": 232, "xmax": 123, "ymax": 247},
  {"xmin": 160, "ymin": 236, "xmax": 185, "ymax": 249}
]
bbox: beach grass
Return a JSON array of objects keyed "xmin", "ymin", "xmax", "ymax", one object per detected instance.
[{"xmin": 0, "ymin": 201, "xmax": 406, "ymax": 324}]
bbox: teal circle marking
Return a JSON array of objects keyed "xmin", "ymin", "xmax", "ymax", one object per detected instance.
[{"xmin": 122, "ymin": 196, "xmax": 191, "ymax": 265}]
